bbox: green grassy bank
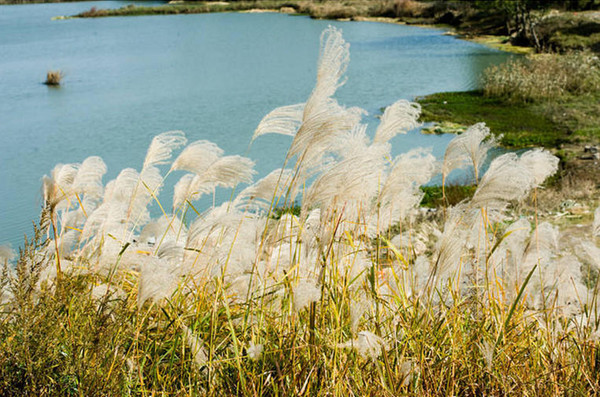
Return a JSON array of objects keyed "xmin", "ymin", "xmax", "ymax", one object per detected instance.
[{"xmin": 419, "ymin": 90, "xmax": 600, "ymax": 148}]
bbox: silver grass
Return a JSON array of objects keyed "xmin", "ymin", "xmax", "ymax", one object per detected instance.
[
  {"xmin": 79, "ymin": 203, "xmax": 111, "ymax": 244},
  {"xmin": 333, "ymin": 123, "xmax": 377, "ymax": 159},
  {"xmin": 369, "ymin": 194, "xmax": 424, "ymax": 237},
  {"xmin": 288, "ymin": 100, "xmax": 366, "ymax": 164},
  {"xmin": 293, "ymin": 279, "xmax": 321, "ymax": 311},
  {"xmin": 72, "ymin": 156, "xmax": 107, "ymax": 200},
  {"xmin": 369, "ymin": 148, "xmax": 437, "ymax": 235},
  {"xmin": 103, "ymin": 168, "xmax": 139, "ymax": 204},
  {"xmin": 156, "ymin": 240, "xmax": 185, "ymax": 266},
  {"xmin": 315, "ymin": 26, "xmax": 350, "ymax": 99},
  {"xmin": 185, "ymin": 203, "xmax": 263, "ymax": 259},
  {"xmin": 235, "ymin": 168, "xmax": 296, "ymax": 211},
  {"xmin": 171, "ymin": 140, "xmax": 223, "ymax": 174},
  {"xmin": 339, "ymin": 331, "xmax": 386, "ymax": 361},
  {"xmin": 58, "ymin": 229, "xmax": 79, "ymax": 258},
  {"xmin": 379, "ymin": 148, "xmax": 437, "ymax": 205},
  {"xmin": 201, "ymin": 155, "xmax": 255, "ymax": 187},
  {"xmin": 489, "ymin": 218, "xmax": 531, "ymax": 290},
  {"xmin": 138, "ymin": 256, "xmax": 180, "ymax": 308},
  {"xmin": 532, "ymin": 222, "xmax": 560, "ymax": 254},
  {"xmin": 42, "ymin": 163, "xmax": 79, "ymax": 208},
  {"xmin": 246, "ymin": 343, "xmax": 263, "ymax": 361},
  {"xmin": 470, "ymin": 153, "xmax": 534, "ymax": 211},
  {"xmin": 518, "ymin": 148, "xmax": 559, "ymax": 187},
  {"xmin": 59, "ymin": 208, "xmax": 86, "ymax": 230},
  {"xmin": 252, "ymin": 103, "xmax": 305, "ymax": 139},
  {"xmin": 181, "ymin": 325, "xmax": 209, "ymax": 368},
  {"xmin": 303, "ymin": 126, "xmax": 387, "ymax": 211},
  {"xmin": 188, "ymin": 155, "xmax": 256, "ymax": 194},
  {"xmin": 434, "ymin": 204, "xmax": 470, "ymax": 277},
  {"xmin": 442, "ymin": 122, "xmax": 496, "ymax": 183},
  {"xmin": 594, "ymin": 207, "xmax": 600, "ymax": 237},
  {"xmin": 95, "ymin": 239, "xmax": 152, "ymax": 273},
  {"xmin": 173, "ymin": 173, "xmax": 195, "ymax": 211},
  {"xmin": 273, "ymin": 213, "xmax": 300, "ymax": 244},
  {"xmin": 126, "ymin": 166, "xmax": 164, "ymax": 232},
  {"xmin": 80, "ymin": 166, "xmax": 163, "ymax": 248},
  {"xmin": 140, "ymin": 216, "xmax": 187, "ymax": 246},
  {"xmin": 288, "ymin": 27, "xmax": 364, "ymax": 166},
  {"xmin": 373, "ymin": 100, "xmax": 421, "ymax": 144},
  {"xmin": 142, "ymin": 130, "xmax": 187, "ymax": 170},
  {"xmin": 579, "ymin": 240, "xmax": 600, "ymax": 269}
]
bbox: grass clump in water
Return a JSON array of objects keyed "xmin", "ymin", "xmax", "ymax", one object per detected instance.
[{"xmin": 44, "ymin": 70, "xmax": 63, "ymax": 86}]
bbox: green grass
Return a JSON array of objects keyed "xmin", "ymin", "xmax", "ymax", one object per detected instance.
[
  {"xmin": 418, "ymin": 90, "xmax": 600, "ymax": 148},
  {"xmin": 420, "ymin": 184, "xmax": 477, "ymax": 208},
  {"xmin": 418, "ymin": 91, "xmax": 566, "ymax": 148}
]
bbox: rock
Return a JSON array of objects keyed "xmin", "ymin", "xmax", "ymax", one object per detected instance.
[{"xmin": 280, "ymin": 7, "xmax": 296, "ymax": 14}]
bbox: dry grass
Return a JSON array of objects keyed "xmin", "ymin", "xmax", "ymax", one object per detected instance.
[
  {"xmin": 44, "ymin": 70, "xmax": 63, "ymax": 86},
  {"xmin": 482, "ymin": 52, "xmax": 600, "ymax": 103}
]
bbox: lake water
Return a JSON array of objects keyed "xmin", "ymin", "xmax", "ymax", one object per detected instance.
[{"xmin": 0, "ymin": 2, "xmax": 510, "ymax": 248}]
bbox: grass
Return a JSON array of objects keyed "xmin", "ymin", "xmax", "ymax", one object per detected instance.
[
  {"xmin": 418, "ymin": 52, "xmax": 600, "ymax": 149},
  {"xmin": 482, "ymin": 52, "xmax": 600, "ymax": 103},
  {"xmin": 418, "ymin": 91, "xmax": 566, "ymax": 148},
  {"xmin": 420, "ymin": 184, "xmax": 476, "ymax": 208},
  {"xmin": 44, "ymin": 70, "xmax": 63, "ymax": 86},
  {"xmin": 2, "ymin": 24, "xmax": 600, "ymax": 397}
]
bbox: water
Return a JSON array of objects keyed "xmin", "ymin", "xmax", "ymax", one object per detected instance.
[{"xmin": 0, "ymin": 3, "xmax": 510, "ymax": 248}]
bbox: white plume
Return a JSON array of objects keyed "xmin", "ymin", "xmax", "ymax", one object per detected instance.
[
  {"xmin": 73, "ymin": 156, "xmax": 107, "ymax": 200},
  {"xmin": 593, "ymin": 207, "xmax": 600, "ymax": 237},
  {"xmin": 171, "ymin": 140, "xmax": 223, "ymax": 174},
  {"xmin": 442, "ymin": 123, "xmax": 496, "ymax": 183},
  {"xmin": 142, "ymin": 130, "xmax": 187, "ymax": 170},
  {"xmin": 339, "ymin": 331, "xmax": 386, "ymax": 361},
  {"xmin": 173, "ymin": 173, "xmax": 195, "ymax": 211},
  {"xmin": 314, "ymin": 26, "xmax": 350, "ymax": 99},
  {"xmin": 42, "ymin": 163, "xmax": 80, "ymax": 208},
  {"xmin": 253, "ymin": 103, "xmax": 305, "ymax": 140},
  {"xmin": 518, "ymin": 148, "xmax": 559, "ymax": 187},
  {"xmin": 236, "ymin": 168, "xmax": 296, "ymax": 210},
  {"xmin": 470, "ymin": 153, "xmax": 534, "ymax": 211},
  {"xmin": 374, "ymin": 100, "xmax": 421, "ymax": 144}
]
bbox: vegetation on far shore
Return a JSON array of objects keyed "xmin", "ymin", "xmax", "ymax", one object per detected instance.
[
  {"xmin": 64, "ymin": 1, "xmax": 600, "ymax": 53},
  {"xmin": 419, "ymin": 50, "xmax": 600, "ymax": 146}
]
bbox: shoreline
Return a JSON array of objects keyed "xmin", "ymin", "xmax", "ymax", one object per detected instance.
[{"xmin": 59, "ymin": 1, "xmax": 534, "ymax": 54}]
